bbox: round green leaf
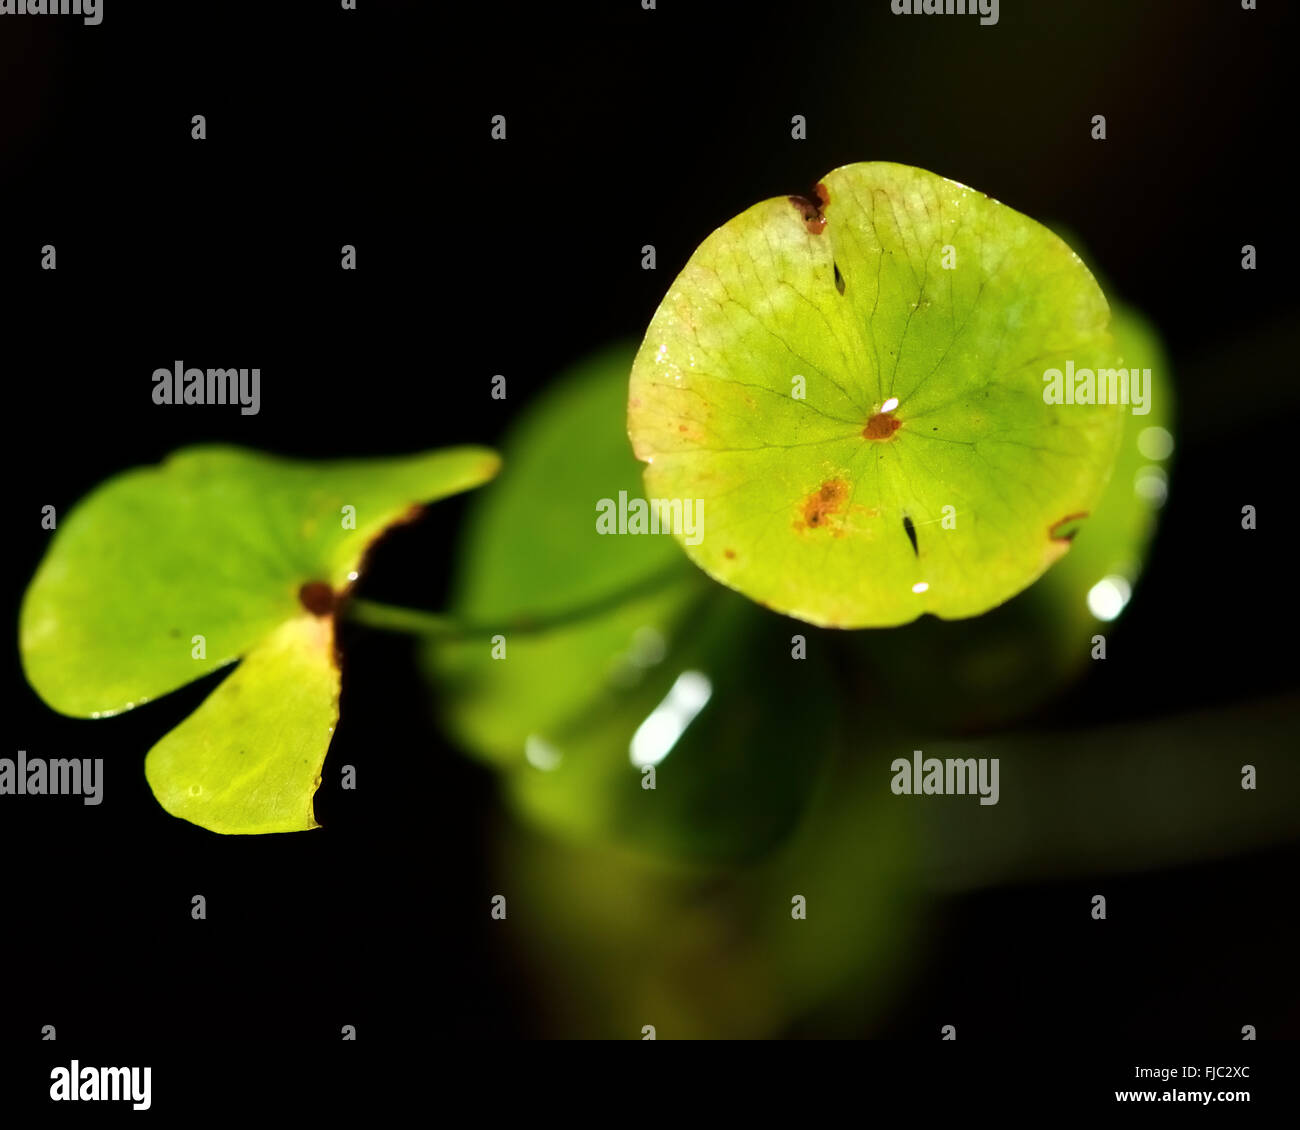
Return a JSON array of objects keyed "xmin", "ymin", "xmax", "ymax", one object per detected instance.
[{"xmin": 629, "ymin": 161, "xmax": 1124, "ymax": 627}]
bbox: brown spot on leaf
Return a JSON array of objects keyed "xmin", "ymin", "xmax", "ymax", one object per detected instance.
[
  {"xmin": 1049, "ymin": 511, "xmax": 1089, "ymax": 542},
  {"xmin": 863, "ymin": 411, "xmax": 902, "ymax": 441},
  {"xmin": 789, "ymin": 182, "xmax": 830, "ymax": 234},
  {"xmin": 678, "ymin": 423, "xmax": 689, "ymax": 432},
  {"xmin": 797, "ymin": 479, "xmax": 849, "ymax": 531},
  {"xmin": 1044, "ymin": 511, "xmax": 1089, "ymax": 566},
  {"xmin": 299, "ymin": 580, "xmax": 336, "ymax": 617},
  {"xmin": 724, "ymin": 548, "xmax": 736, "ymax": 559}
]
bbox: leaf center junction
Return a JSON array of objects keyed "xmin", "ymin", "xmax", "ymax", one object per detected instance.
[
  {"xmin": 298, "ymin": 580, "xmax": 337, "ymax": 617},
  {"xmin": 863, "ymin": 410, "xmax": 902, "ymax": 441}
]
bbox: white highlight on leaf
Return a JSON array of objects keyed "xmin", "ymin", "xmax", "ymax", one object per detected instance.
[
  {"xmin": 1134, "ymin": 465, "xmax": 1168, "ymax": 507},
  {"xmin": 629, "ymin": 626, "xmax": 667, "ymax": 668},
  {"xmin": 629, "ymin": 670, "xmax": 712, "ymax": 768},
  {"xmin": 1086, "ymin": 575, "xmax": 1132, "ymax": 621},
  {"xmin": 1137, "ymin": 426, "xmax": 1174, "ymax": 461},
  {"xmin": 525, "ymin": 734, "xmax": 562, "ymax": 771}
]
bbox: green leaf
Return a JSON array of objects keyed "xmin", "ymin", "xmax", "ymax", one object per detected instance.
[
  {"xmin": 144, "ymin": 614, "xmax": 339, "ymax": 835},
  {"xmin": 425, "ymin": 345, "xmax": 833, "ymax": 862},
  {"xmin": 629, "ymin": 161, "xmax": 1124, "ymax": 627},
  {"xmin": 20, "ymin": 444, "xmax": 500, "ymax": 833}
]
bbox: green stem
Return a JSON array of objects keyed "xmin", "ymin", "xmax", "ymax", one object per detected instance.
[
  {"xmin": 342, "ymin": 562, "xmax": 699, "ymax": 639},
  {"xmin": 343, "ymin": 599, "xmax": 459, "ymax": 636}
]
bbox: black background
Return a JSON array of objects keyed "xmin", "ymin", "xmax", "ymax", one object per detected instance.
[{"xmin": 1, "ymin": 0, "xmax": 1297, "ymax": 1057}]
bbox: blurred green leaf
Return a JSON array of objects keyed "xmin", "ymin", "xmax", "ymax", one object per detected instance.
[
  {"xmin": 427, "ymin": 345, "xmax": 702, "ymax": 766},
  {"xmin": 495, "ymin": 731, "xmax": 922, "ymax": 1038},
  {"xmin": 629, "ymin": 161, "xmax": 1124, "ymax": 628},
  {"xmin": 426, "ymin": 345, "xmax": 833, "ymax": 862},
  {"xmin": 505, "ymin": 593, "xmax": 838, "ymax": 863}
]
